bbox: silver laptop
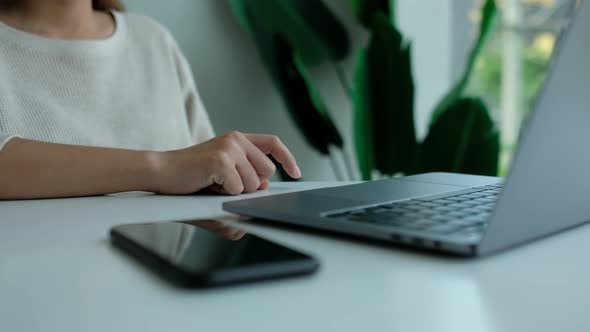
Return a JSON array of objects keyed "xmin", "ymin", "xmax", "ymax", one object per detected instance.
[{"xmin": 224, "ymin": 0, "xmax": 588, "ymax": 257}]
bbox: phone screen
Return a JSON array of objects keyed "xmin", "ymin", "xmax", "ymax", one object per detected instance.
[{"xmin": 110, "ymin": 219, "xmax": 318, "ymax": 287}]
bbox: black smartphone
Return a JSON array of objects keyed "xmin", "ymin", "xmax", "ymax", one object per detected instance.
[{"xmin": 110, "ymin": 219, "xmax": 319, "ymax": 288}]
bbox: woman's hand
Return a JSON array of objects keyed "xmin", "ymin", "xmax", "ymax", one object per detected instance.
[
  {"xmin": 151, "ymin": 131, "xmax": 302, "ymax": 195},
  {"xmin": 0, "ymin": 132, "xmax": 298, "ymax": 199}
]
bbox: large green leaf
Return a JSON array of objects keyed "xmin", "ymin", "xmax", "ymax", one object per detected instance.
[
  {"xmin": 272, "ymin": 35, "xmax": 344, "ymax": 155},
  {"xmin": 353, "ymin": 49, "xmax": 374, "ymax": 180},
  {"xmin": 230, "ymin": 2, "xmax": 344, "ymax": 157},
  {"xmin": 228, "ymin": 0, "xmax": 350, "ymax": 65},
  {"xmin": 350, "ymin": 0, "xmax": 395, "ymax": 26},
  {"xmin": 353, "ymin": 13, "xmax": 416, "ymax": 180},
  {"xmin": 420, "ymin": 97, "xmax": 499, "ymax": 176},
  {"xmin": 430, "ymin": 0, "xmax": 498, "ymax": 124},
  {"xmin": 288, "ymin": 1, "xmax": 350, "ymax": 61},
  {"xmin": 228, "ymin": 0, "xmax": 250, "ymax": 28}
]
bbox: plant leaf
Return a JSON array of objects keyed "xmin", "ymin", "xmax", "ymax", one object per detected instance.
[
  {"xmin": 292, "ymin": 53, "xmax": 344, "ymax": 149},
  {"xmin": 420, "ymin": 97, "xmax": 500, "ymax": 176},
  {"xmin": 353, "ymin": 13, "xmax": 416, "ymax": 179},
  {"xmin": 229, "ymin": 2, "xmax": 344, "ymax": 157},
  {"xmin": 389, "ymin": 0, "xmax": 397, "ymax": 25},
  {"xmin": 350, "ymin": 0, "xmax": 394, "ymax": 26},
  {"xmin": 228, "ymin": 0, "xmax": 350, "ymax": 65},
  {"xmin": 272, "ymin": 34, "xmax": 344, "ymax": 155},
  {"xmin": 352, "ymin": 48, "xmax": 374, "ymax": 180},
  {"xmin": 430, "ymin": 0, "xmax": 498, "ymax": 124},
  {"xmin": 228, "ymin": 0, "xmax": 250, "ymax": 29},
  {"xmin": 288, "ymin": 0, "xmax": 351, "ymax": 61}
]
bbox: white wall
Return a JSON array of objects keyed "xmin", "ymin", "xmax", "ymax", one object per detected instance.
[
  {"xmin": 398, "ymin": 0, "xmax": 453, "ymax": 139},
  {"xmin": 124, "ymin": 0, "xmax": 453, "ymax": 180},
  {"xmin": 451, "ymin": 1, "xmax": 474, "ymax": 83}
]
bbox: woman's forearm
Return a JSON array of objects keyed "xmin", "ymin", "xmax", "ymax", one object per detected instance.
[
  {"xmin": 0, "ymin": 138, "xmax": 159, "ymax": 199},
  {"xmin": 0, "ymin": 132, "xmax": 301, "ymax": 200}
]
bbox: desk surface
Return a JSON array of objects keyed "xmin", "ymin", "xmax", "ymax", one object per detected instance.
[{"xmin": 1, "ymin": 182, "xmax": 588, "ymax": 332}]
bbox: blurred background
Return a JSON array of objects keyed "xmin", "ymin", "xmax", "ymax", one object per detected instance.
[{"xmin": 124, "ymin": 0, "xmax": 573, "ymax": 180}]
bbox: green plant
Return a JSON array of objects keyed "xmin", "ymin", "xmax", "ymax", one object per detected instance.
[
  {"xmin": 353, "ymin": 10, "xmax": 416, "ymax": 179},
  {"xmin": 228, "ymin": 0, "xmax": 500, "ymax": 180},
  {"xmin": 229, "ymin": 0, "xmax": 353, "ymax": 180}
]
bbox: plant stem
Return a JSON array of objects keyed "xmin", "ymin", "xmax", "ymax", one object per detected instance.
[
  {"xmin": 342, "ymin": 147, "xmax": 357, "ymax": 181},
  {"xmin": 328, "ymin": 149, "xmax": 345, "ymax": 181},
  {"xmin": 331, "ymin": 62, "xmax": 357, "ymax": 182}
]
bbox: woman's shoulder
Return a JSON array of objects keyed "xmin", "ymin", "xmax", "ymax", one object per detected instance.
[{"xmin": 116, "ymin": 11, "xmax": 179, "ymax": 51}]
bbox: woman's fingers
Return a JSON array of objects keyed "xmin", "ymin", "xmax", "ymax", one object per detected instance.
[
  {"xmin": 212, "ymin": 176, "xmax": 268, "ymax": 194},
  {"xmin": 258, "ymin": 180, "xmax": 270, "ymax": 191},
  {"xmin": 199, "ymin": 131, "xmax": 299, "ymax": 196},
  {"xmin": 217, "ymin": 164, "xmax": 243, "ymax": 195},
  {"xmin": 234, "ymin": 132, "xmax": 276, "ymax": 179},
  {"xmin": 236, "ymin": 158, "xmax": 261, "ymax": 193},
  {"xmin": 244, "ymin": 134, "xmax": 301, "ymax": 179}
]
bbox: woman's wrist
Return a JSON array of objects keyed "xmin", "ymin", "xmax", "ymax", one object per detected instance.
[{"xmin": 142, "ymin": 150, "xmax": 168, "ymax": 193}]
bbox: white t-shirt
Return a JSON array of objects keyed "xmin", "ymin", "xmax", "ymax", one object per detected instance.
[{"xmin": 0, "ymin": 11, "xmax": 215, "ymax": 152}]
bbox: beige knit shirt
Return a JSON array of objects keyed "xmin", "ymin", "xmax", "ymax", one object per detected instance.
[{"xmin": 0, "ymin": 11, "xmax": 215, "ymax": 152}]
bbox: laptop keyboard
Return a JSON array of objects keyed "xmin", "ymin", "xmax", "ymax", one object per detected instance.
[{"xmin": 325, "ymin": 184, "xmax": 503, "ymax": 238}]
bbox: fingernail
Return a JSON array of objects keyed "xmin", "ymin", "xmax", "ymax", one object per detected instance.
[{"xmin": 295, "ymin": 166, "xmax": 302, "ymax": 178}]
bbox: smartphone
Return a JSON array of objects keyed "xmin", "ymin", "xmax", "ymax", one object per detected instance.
[{"xmin": 110, "ymin": 219, "xmax": 319, "ymax": 288}]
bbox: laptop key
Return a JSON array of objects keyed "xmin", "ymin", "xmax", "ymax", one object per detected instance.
[
  {"xmin": 458, "ymin": 194, "xmax": 483, "ymax": 200},
  {"xmin": 400, "ymin": 212, "xmax": 423, "ymax": 218},
  {"xmin": 461, "ymin": 208, "xmax": 483, "ymax": 215},
  {"xmin": 416, "ymin": 202, "xmax": 439, "ymax": 208},
  {"xmin": 386, "ymin": 208, "xmax": 409, "ymax": 214},
  {"xmin": 430, "ymin": 215, "xmax": 453, "ymax": 223},
  {"xmin": 480, "ymin": 198, "xmax": 498, "ymax": 203},
  {"xmin": 416, "ymin": 210, "xmax": 438, "ymax": 217},
  {"xmin": 433, "ymin": 206, "xmax": 454, "ymax": 212},
  {"xmin": 448, "ymin": 211, "xmax": 469, "ymax": 218},
  {"xmin": 446, "ymin": 196, "xmax": 467, "ymax": 202},
  {"xmin": 447, "ymin": 203, "xmax": 471, "ymax": 209},
  {"xmin": 461, "ymin": 200, "xmax": 483, "ymax": 207},
  {"xmin": 482, "ymin": 189, "xmax": 500, "ymax": 194}
]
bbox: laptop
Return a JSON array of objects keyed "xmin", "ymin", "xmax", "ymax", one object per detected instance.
[{"xmin": 224, "ymin": 0, "xmax": 588, "ymax": 257}]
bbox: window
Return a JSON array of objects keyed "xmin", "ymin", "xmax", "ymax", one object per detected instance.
[{"xmin": 465, "ymin": 0, "xmax": 573, "ymax": 174}]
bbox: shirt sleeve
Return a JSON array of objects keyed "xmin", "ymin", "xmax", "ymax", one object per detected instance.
[{"xmin": 172, "ymin": 44, "xmax": 215, "ymax": 144}]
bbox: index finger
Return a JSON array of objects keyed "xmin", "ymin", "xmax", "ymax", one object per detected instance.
[{"xmin": 244, "ymin": 134, "xmax": 301, "ymax": 179}]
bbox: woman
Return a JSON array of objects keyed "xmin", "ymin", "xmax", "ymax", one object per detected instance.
[{"xmin": 0, "ymin": 0, "xmax": 301, "ymax": 199}]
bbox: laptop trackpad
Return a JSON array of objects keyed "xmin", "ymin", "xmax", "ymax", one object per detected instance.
[{"xmin": 308, "ymin": 178, "xmax": 463, "ymax": 205}]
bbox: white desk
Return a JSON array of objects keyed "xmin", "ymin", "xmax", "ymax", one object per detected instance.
[{"xmin": 1, "ymin": 182, "xmax": 588, "ymax": 332}]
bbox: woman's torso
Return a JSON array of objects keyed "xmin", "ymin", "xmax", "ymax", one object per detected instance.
[{"xmin": 0, "ymin": 12, "xmax": 207, "ymax": 151}]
